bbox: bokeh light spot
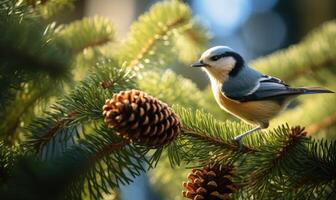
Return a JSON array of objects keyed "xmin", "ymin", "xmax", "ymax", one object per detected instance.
[
  {"xmin": 242, "ymin": 12, "xmax": 287, "ymax": 52},
  {"xmin": 251, "ymin": 0, "xmax": 278, "ymax": 13},
  {"xmin": 192, "ymin": 0, "xmax": 252, "ymax": 36}
]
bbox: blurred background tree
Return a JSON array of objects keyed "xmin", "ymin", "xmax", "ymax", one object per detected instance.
[{"xmin": 0, "ymin": 0, "xmax": 335, "ymax": 200}]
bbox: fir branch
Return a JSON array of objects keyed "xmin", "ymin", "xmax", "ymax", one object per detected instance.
[
  {"xmin": 61, "ymin": 125, "xmax": 156, "ymax": 200},
  {"xmin": 28, "ymin": 111, "xmax": 77, "ymax": 152},
  {"xmin": 181, "ymin": 127, "xmax": 254, "ymax": 154},
  {"xmin": 1, "ymin": 135, "xmax": 132, "ymax": 200},
  {"xmin": 0, "ymin": 4, "xmax": 73, "ymax": 143},
  {"xmin": 295, "ymin": 140, "xmax": 336, "ymax": 198},
  {"xmin": 58, "ymin": 16, "xmax": 115, "ymax": 54},
  {"xmin": 0, "ymin": 78, "xmax": 69, "ymax": 145},
  {"xmin": 0, "ymin": 13, "xmax": 71, "ymax": 75},
  {"xmin": 165, "ymin": 104, "xmax": 336, "ymax": 198},
  {"xmin": 26, "ymin": 61, "xmax": 135, "ymax": 159},
  {"xmin": 274, "ymin": 126, "xmax": 306, "ymax": 161},
  {"xmin": 240, "ymin": 125, "xmax": 308, "ymax": 198},
  {"xmin": 173, "ymin": 106, "xmax": 258, "ymax": 165},
  {"xmin": 90, "ymin": 141, "xmax": 128, "ymax": 163},
  {"xmin": 21, "ymin": 126, "xmax": 151, "ymax": 200},
  {"xmin": 127, "ymin": 18, "xmax": 186, "ymax": 68},
  {"xmin": 170, "ymin": 107, "xmax": 336, "ymax": 199},
  {"xmin": 118, "ymin": 1, "xmax": 192, "ymax": 70},
  {"xmin": 0, "ymin": 15, "xmax": 71, "ymax": 112},
  {"xmin": 0, "ymin": 141, "xmax": 23, "ymax": 184},
  {"xmin": 252, "ymin": 20, "xmax": 336, "ymax": 83}
]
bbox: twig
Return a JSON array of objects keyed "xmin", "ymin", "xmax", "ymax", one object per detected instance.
[
  {"xmin": 31, "ymin": 111, "xmax": 77, "ymax": 151},
  {"xmin": 181, "ymin": 127, "xmax": 256, "ymax": 154},
  {"xmin": 248, "ymin": 126, "xmax": 307, "ymax": 186},
  {"xmin": 90, "ymin": 140, "xmax": 128, "ymax": 162}
]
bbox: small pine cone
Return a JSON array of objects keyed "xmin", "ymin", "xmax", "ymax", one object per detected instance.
[
  {"xmin": 102, "ymin": 90, "xmax": 181, "ymax": 147},
  {"xmin": 182, "ymin": 165, "xmax": 239, "ymax": 200}
]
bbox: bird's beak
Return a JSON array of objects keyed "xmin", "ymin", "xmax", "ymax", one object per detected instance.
[{"xmin": 191, "ymin": 61, "xmax": 206, "ymax": 67}]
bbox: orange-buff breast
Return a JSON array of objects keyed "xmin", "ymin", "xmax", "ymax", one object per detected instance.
[{"xmin": 214, "ymin": 88, "xmax": 283, "ymax": 127}]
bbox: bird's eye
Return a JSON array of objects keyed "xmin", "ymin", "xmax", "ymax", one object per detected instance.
[{"xmin": 210, "ymin": 55, "xmax": 221, "ymax": 61}]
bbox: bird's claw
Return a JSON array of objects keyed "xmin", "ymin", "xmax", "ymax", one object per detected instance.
[{"xmin": 233, "ymin": 136, "xmax": 243, "ymax": 152}]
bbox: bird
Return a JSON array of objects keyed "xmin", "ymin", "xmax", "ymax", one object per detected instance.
[{"xmin": 191, "ymin": 46, "xmax": 334, "ymax": 146}]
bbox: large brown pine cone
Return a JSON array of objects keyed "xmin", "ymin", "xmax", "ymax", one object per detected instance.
[{"xmin": 102, "ymin": 90, "xmax": 181, "ymax": 147}]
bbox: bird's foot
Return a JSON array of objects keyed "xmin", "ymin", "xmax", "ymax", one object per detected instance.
[
  {"xmin": 233, "ymin": 136, "xmax": 243, "ymax": 152},
  {"xmin": 233, "ymin": 126, "xmax": 262, "ymax": 151}
]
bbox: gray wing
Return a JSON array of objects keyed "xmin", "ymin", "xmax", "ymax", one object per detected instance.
[{"xmin": 225, "ymin": 75, "xmax": 304, "ymax": 102}]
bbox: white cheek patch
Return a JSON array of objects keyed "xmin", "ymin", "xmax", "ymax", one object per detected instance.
[
  {"xmin": 219, "ymin": 56, "xmax": 236, "ymax": 71},
  {"xmin": 202, "ymin": 56, "xmax": 237, "ymax": 83}
]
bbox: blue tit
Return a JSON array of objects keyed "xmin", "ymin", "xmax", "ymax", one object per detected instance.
[{"xmin": 191, "ymin": 46, "xmax": 334, "ymax": 144}]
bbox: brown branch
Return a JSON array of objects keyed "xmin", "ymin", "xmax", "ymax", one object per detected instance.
[
  {"xmin": 274, "ymin": 126, "xmax": 307, "ymax": 162},
  {"xmin": 306, "ymin": 112, "xmax": 336, "ymax": 135},
  {"xmin": 60, "ymin": 140, "xmax": 129, "ymax": 190},
  {"xmin": 249, "ymin": 126, "xmax": 307, "ymax": 186},
  {"xmin": 90, "ymin": 140, "xmax": 128, "ymax": 162},
  {"xmin": 31, "ymin": 111, "xmax": 77, "ymax": 152},
  {"xmin": 181, "ymin": 127, "xmax": 256, "ymax": 154}
]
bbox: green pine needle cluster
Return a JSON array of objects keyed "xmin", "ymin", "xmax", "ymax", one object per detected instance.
[{"xmin": 59, "ymin": 16, "xmax": 115, "ymax": 54}]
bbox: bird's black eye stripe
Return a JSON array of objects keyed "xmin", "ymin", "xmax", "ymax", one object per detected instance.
[
  {"xmin": 210, "ymin": 52, "xmax": 234, "ymax": 61},
  {"xmin": 210, "ymin": 54, "xmax": 223, "ymax": 61}
]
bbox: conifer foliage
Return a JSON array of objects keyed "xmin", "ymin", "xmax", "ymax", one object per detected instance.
[{"xmin": 0, "ymin": 0, "xmax": 336, "ymax": 200}]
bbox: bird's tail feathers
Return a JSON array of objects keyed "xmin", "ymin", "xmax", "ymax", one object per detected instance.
[{"xmin": 299, "ymin": 86, "xmax": 334, "ymax": 94}]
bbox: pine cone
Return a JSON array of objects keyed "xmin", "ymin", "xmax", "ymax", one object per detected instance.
[
  {"xmin": 182, "ymin": 165, "xmax": 239, "ymax": 200},
  {"xmin": 102, "ymin": 90, "xmax": 181, "ymax": 147}
]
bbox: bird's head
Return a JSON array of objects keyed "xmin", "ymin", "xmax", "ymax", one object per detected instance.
[{"xmin": 191, "ymin": 46, "xmax": 245, "ymax": 82}]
